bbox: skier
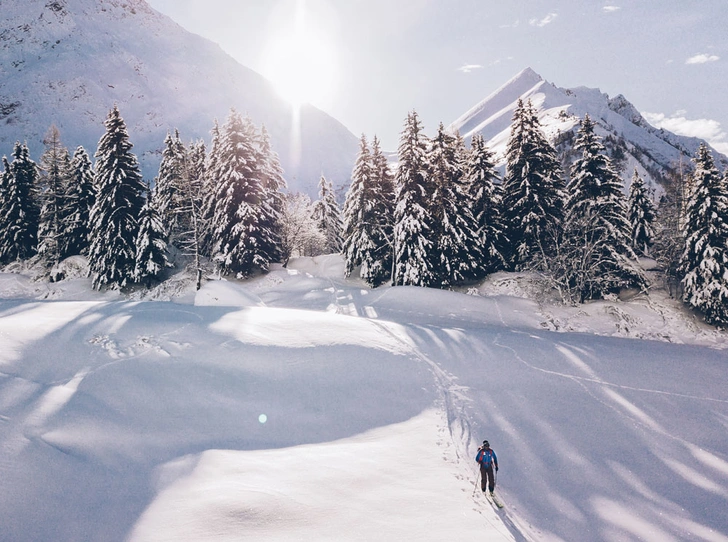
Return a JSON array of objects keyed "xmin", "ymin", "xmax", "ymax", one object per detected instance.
[{"xmin": 476, "ymin": 439, "xmax": 499, "ymax": 496}]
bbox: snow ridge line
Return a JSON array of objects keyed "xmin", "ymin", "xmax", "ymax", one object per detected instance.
[{"xmin": 495, "ymin": 336, "xmax": 728, "ymax": 404}]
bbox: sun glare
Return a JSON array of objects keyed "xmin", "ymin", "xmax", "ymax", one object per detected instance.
[{"xmin": 264, "ymin": 2, "xmax": 336, "ymax": 108}]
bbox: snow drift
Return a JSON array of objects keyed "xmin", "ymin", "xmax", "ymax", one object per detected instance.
[{"xmin": 0, "ymin": 256, "xmax": 727, "ymax": 541}]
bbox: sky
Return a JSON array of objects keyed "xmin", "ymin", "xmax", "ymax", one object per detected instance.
[{"xmin": 145, "ymin": 0, "xmax": 728, "ymax": 153}]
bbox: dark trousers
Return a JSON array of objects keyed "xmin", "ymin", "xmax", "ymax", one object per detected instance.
[{"xmin": 480, "ymin": 465, "xmax": 495, "ymax": 492}]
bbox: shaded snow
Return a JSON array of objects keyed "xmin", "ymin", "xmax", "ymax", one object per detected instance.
[{"xmin": 1, "ymin": 254, "xmax": 727, "ymax": 541}]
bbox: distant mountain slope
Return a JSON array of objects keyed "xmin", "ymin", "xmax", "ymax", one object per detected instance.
[
  {"xmin": 0, "ymin": 0, "xmax": 358, "ymax": 196},
  {"xmin": 450, "ymin": 68, "xmax": 728, "ymax": 189}
]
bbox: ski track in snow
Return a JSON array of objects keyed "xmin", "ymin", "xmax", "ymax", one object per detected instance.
[
  {"xmin": 498, "ymin": 338, "xmax": 728, "ymax": 405},
  {"xmin": 323, "ymin": 274, "xmax": 535, "ymax": 542},
  {"xmin": 2, "ymin": 258, "xmax": 728, "ymax": 541}
]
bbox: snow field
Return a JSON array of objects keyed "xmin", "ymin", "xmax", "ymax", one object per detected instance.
[
  {"xmin": 1, "ymin": 254, "xmax": 727, "ymax": 541},
  {"xmin": 129, "ymin": 409, "xmax": 506, "ymax": 541}
]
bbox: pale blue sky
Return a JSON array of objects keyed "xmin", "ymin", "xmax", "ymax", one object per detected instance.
[{"xmin": 146, "ymin": 0, "xmax": 728, "ymax": 153}]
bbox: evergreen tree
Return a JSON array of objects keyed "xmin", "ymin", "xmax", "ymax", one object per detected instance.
[
  {"xmin": 154, "ymin": 130, "xmax": 187, "ymax": 240},
  {"xmin": 560, "ymin": 115, "xmax": 646, "ymax": 301},
  {"xmin": 209, "ymin": 110, "xmax": 268, "ymax": 277},
  {"xmin": 60, "ymin": 146, "xmax": 96, "ymax": 257},
  {"xmin": 463, "ymin": 133, "xmax": 507, "ymax": 275},
  {"xmin": 0, "ymin": 143, "xmax": 41, "ymax": 263},
  {"xmin": 38, "ymin": 125, "xmax": 72, "ymax": 266},
  {"xmin": 252, "ymin": 123, "xmax": 286, "ymax": 267},
  {"xmin": 312, "ymin": 174, "xmax": 343, "ymax": 253},
  {"xmin": 392, "ymin": 111, "xmax": 436, "ymax": 287},
  {"xmin": 428, "ymin": 123, "xmax": 481, "ymax": 286},
  {"xmin": 342, "ymin": 135, "xmax": 377, "ymax": 277},
  {"xmin": 501, "ymin": 99, "xmax": 565, "ymax": 269},
  {"xmin": 200, "ymin": 120, "xmax": 223, "ymax": 257},
  {"xmin": 341, "ymin": 134, "xmax": 393, "ymax": 286},
  {"xmin": 680, "ymin": 144, "xmax": 728, "ymax": 325},
  {"xmin": 134, "ymin": 184, "xmax": 169, "ymax": 287},
  {"xmin": 369, "ymin": 135, "xmax": 395, "ymax": 279},
  {"xmin": 0, "ymin": 158, "xmax": 14, "ymax": 263},
  {"xmin": 88, "ymin": 105, "xmax": 146, "ymax": 290},
  {"xmin": 627, "ymin": 169, "xmax": 657, "ymax": 256}
]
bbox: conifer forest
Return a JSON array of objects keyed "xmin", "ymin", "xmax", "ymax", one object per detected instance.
[{"xmin": 1, "ymin": 99, "xmax": 727, "ymax": 326}]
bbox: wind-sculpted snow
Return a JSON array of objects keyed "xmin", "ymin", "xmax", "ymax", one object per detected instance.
[
  {"xmin": 1, "ymin": 255, "xmax": 727, "ymax": 541},
  {"xmin": 0, "ymin": 298, "xmax": 437, "ymax": 540}
]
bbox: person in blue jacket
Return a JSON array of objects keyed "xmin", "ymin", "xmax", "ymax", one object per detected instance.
[{"xmin": 476, "ymin": 439, "xmax": 499, "ymax": 495}]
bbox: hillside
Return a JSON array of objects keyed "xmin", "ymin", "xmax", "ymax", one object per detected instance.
[
  {"xmin": 450, "ymin": 68, "xmax": 728, "ymax": 190},
  {"xmin": 1, "ymin": 255, "xmax": 727, "ymax": 541},
  {"xmin": 0, "ymin": 0, "xmax": 358, "ymax": 196}
]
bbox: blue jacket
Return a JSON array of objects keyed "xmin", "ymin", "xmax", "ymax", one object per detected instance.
[{"xmin": 476, "ymin": 448, "xmax": 498, "ymax": 469}]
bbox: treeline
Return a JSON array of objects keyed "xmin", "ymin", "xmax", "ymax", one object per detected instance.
[
  {"xmin": 0, "ymin": 106, "xmax": 343, "ymax": 290},
  {"xmin": 341, "ymin": 99, "xmax": 728, "ymax": 325},
  {"xmin": 2, "ymin": 99, "xmax": 726, "ymax": 326}
]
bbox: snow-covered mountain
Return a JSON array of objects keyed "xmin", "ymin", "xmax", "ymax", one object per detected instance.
[
  {"xmin": 0, "ymin": 0, "xmax": 358, "ymax": 196},
  {"xmin": 450, "ymin": 67, "xmax": 728, "ymax": 189}
]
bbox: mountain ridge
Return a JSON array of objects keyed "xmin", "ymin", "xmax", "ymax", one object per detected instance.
[
  {"xmin": 0, "ymin": 0, "xmax": 358, "ymax": 196},
  {"xmin": 449, "ymin": 67, "xmax": 728, "ymax": 189}
]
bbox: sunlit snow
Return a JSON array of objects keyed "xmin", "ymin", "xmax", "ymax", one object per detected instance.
[{"xmin": 1, "ymin": 254, "xmax": 727, "ymax": 541}]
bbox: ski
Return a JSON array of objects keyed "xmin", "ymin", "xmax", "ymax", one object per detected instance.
[{"xmin": 486, "ymin": 492, "xmax": 504, "ymax": 508}]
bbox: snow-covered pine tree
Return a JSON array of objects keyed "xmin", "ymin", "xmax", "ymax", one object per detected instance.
[
  {"xmin": 209, "ymin": 110, "xmax": 268, "ymax": 277},
  {"xmin": 153, "ymin": 130, "xmax": 187, "ymax": 241},
  {"xmin": 0, "ymin": 158, "xmax": 15, "ymax": 263},
  {"xmin": 200, "ymin": 119, "xmax": 222, "ymax": 257},
  {"xmin": 341, "ymin": 134, "xmax": 392, "ymax": 286},
  {"xmin": 680, "ymin": 143, "xmax": 728, "ymax": 325},
  {"xmin": 428, "ymin": 123, "xmax": 482, "ymax": 286},
  {"xmin": 312, "ymin": 174, "xmax": 343, "ymax": 253},
  {"xmin": 88, "ymin": 105, "xmax": 146, "ymax": 290},
  {"xmin": 60, "ymin": 146, "xmax": 96, "ymax": 257},
  {"xmin": 463, "ymin": 133, "xmax": 507, "ymax": 275},
  {"xmin": 37, "ymin": 125, "xmax": 72, "ymax": 266},
  {"xmin": 561, "ymin": 115, "xmax": 646, "ymax": 301},
  {"xmin": 369, "ymin": 135, "xmax": 395, "ymax": 280},
  {"xmin": 187, "ymin": 140, "xmax": 207, "ymax": 196},
  {"xmin": 0, "ymin": 143, "xmax": 41, "ymax": 263},
  {"xmin": 134, "ymin": 183, "xmax": 169, "ymax": 288},
  {"xmin": 627, "ymin": 168, "xmax": 657, "ymax": 256},
  {"xmin": 392, "ymin": 110, "xmax": 436, "ymax": 287},
  {"xmin": 342, "ymin": 134, "xmax": 377, "ymax": 276},
  {"xmin": 501, "ymin": 99, "xmax": 565, "ymax": 269},
  {"xmin": 252, "ymin": 123, "xmax": 286, "ymax": 267}
]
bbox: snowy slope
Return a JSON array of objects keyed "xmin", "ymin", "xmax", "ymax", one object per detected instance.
[
  {"xmin": 450, "ymin": 68, "xmax": 728, "ymax": 189},
  {"xmin": 0, "ymin": 0, "xmax": 358, "ymax": 196},
  {"xmin": 1, "ymin": 256, "xmax": 727, "ymax": 541}
]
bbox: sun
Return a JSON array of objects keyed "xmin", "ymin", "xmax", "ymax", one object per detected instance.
[{"xmin": 263, "ymin": 5, "xmax": 336, "ymax": 108}]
